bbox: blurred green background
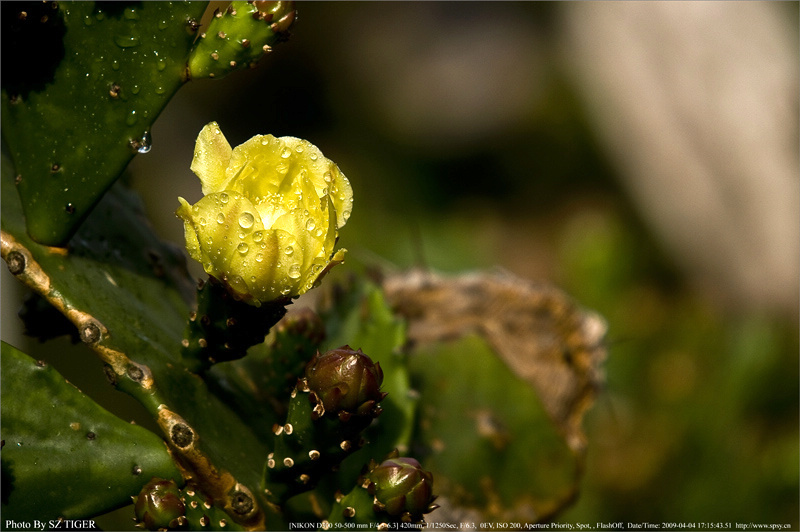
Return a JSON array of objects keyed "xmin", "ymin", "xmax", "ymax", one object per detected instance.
[{"xmin": 2, "ymin": 1, "xmax": 798, "ymax": 528}]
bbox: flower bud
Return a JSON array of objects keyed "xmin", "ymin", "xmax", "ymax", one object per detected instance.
[
  {"xmin": 134, "ymin": 478, "xmax": 186, "ymax": 530},
  {"xmin": 304, "ymin": 346, "xmax": 385, "ymax": 415},
  {"xmin": 366, "ymin": 457, "xmax": 436, "ymax": 520},
  {"xmin": 177, "ymin": 122, "xmax": 353, "ymax": 305}
]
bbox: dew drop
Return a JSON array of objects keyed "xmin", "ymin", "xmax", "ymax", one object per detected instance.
[
  {"xmin": 216, "ymin": 213, "xmax": 225, "ymax": 224},
  {"xmin": 131, "ymin": 85, "xmax": 140, "ymax": 95},
  {"xmin": 157, "ymin": 59, "xmax": 167, "ymax": 72},
  {"xmin": 284, "ymin": 246, "xmax": 293, "ymax": 256},
  {"xmin": 306, "ymin": 219, "xmax": 316, "ymax": 232},
  {"xmin": 155, "ymin": 85, "xmax": 165, "ymax": 95},
  {"xmin": 83, "ymin": 15, "xmax": 93, "ymax": 26},
  {"xmin": 288, "ymin": 264, "xmax": 301, "ymax": 279},
  {"xmin": 252, "ymin": 231, "xmax": 263, "ymax": 243},
  {"xmin": 113, "ymin": 35, "xmax": 140, "ymax": 48},
  {"xmin": 158, "ymin": 19, "xmax": 169, "ymax": 30},
  {"xmin": 281, "ymin": 287, "xmax": 291, "ymax": 295},
  {"xmin": 125, "ymin": 110, "xmax": 138, "ymax": 126},
  {"xmin": 123, "ymin": 7, "xmax": 139, "ymax": 20},
  {"xmin": 220, "ymin": 193, "xmax": 229, "ymax": 204},
  {"xmin": 255, "ymin": 253, "xmax": 263, "ymax": 263},
  {"xmin": 65, "ymin": 203, "xmax": 75, "ymax": 214},
  {"xmin": 295, "ymin": 144, "xmax": 304, "ymax": 153},
  {"xmin": 237, "ymin": 243, "xmax": 249, "ymax": 255},
  {"xmin": 280, "ymin": 147, "xmax": 291, "ymax": 159},
  {"xmin": 238, "ymin": 212, "xmax": 254, "ymax": 229},
  {"xmin": 111, "ymin": 60, "xmax": 120, "ymax": 71},
  {"xmin": 199, "ymin": 217, "xmax": 207, "ymax": 226},
  {"xmin": 310, "ymin": 153, "xmax": 318, "ymax": 161},
  {"xmin": 315, "ymin": 228, "xmax": 323, "ymax": 237}
]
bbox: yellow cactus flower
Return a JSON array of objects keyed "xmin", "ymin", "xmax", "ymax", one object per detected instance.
[{"xmin": 176, "ymin": 122, "xmax": 353, "ymax": 305}]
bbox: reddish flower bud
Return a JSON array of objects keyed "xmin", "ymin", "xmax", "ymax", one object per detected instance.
[
  {"xmin": 134, "ymin": 478, "xmax": 186, "ymax": 530},
  {"xmin": 366, "ymin": 457, "xmax": 437, "ymax": 521},
  {"xmin": 304, "ymin": 346, "xmax": 385, "ymax": 415}
]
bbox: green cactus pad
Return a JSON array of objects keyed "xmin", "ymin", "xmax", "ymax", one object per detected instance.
[
  {"xmin": 0, "ymin": 342, "xmax": 183, "ymax": 522},
  {"xmin": 408, "ymin": 334, "xmax": 581, "ymax": 522},
  {"xmin": 188, "ymin": 1, "xmax": 296, "ymax": 79},
  {"xmin": 2, "ymin": 1, "xmax": 208, "ymax": 245},
  {"xmin": 1, "ymin": 157, "xmax": 276, "ymax": 528}
]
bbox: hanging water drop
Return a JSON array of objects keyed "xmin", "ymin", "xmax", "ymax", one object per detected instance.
[
  {"xmin": 288, "ymin": 264, "xmax": 301, "ymax": 279},
  {"xmin": 136, "ymin": 130, "xmax": 152, "ymax": 153}
]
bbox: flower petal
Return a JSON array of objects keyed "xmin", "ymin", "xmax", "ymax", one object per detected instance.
[{"xmin": 191, "ymin": 122, "xmax": 234, "ymax": 195}]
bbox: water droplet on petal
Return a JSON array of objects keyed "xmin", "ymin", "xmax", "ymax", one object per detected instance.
[
  {"xmin": 216, "ymin": 213, "xmax": 225, "ymax": 224},
  {"xmin": 288, "ymin": 264, "xmax": 301, "ymax": 279},
  {"xmin": 280, "ymin": 147, "xmax": 291, "ymax": 159},
  {"xmin": 306, "ymin": 219, "xmax": 316, "ymax": 232},
  {"xmin": 220, "ymin": 193, "xmax": 229, "ymax": 204},
  {"xmin": 253, "ymin": 231, "xmax": 263, "ymax": 243},
  {"xmin": 237, "ymin": 243, "xmax": 249, "ymax": 255},
  {"xmin": 238, "ymin": 211, "xmax": 254, "ymax": 229},
  {"xmin": 284, "ymin": 246, "xmax": 293, "ymax": 255},
  {"xmin": 255, "ymin": 253, "xmax": 264, "ymax": 263},
  {"xmin": 281, "ymin": 287, "xmax": 291, "ymax": 295}
]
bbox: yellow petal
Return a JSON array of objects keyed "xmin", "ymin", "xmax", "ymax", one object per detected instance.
[{"xmin": 191, "ymin": 122, "xmax": 234, "ymax": 195}]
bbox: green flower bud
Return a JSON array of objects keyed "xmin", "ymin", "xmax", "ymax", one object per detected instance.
[
  {"xmin": 134, "ymin": 478, "xmax": 186, "ymax": 530},
  {"xmin": 366, "ymin": 457, "xmax": 437, "ymax": 521},
  {"xmin": 305, "ymin": 346, "xmax": 385, "ymax": 416},
  {"xmin": 177, "ymin": 122, "xmax": 353, "ymax": 306}
]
